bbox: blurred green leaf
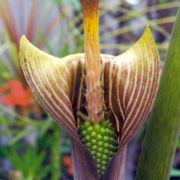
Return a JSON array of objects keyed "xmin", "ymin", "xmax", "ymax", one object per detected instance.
[
  {"xmin": 9, "ymin": 127, "xmax": 35, "ymax": 144},
  {"xmin": 8, "ymin": 147, "xmax": 46, "ymax": 180},
  {"xmin": 39, "ymin": 117, "xmax": 53, "ymax": 136},
  {"xmin": 177, "ymin": 137, "xmax": 180, "ymax": 148},
  {"xmin": 53, "ymin": 0, "xmax": 62, "ymax": 5},
  {"xmin": 171, "ymin": 169, "xmax": 180, "ymax": 177},
  {"xmin": 59, "ymin": 43, "xmax": 70, "ymax": 57}
]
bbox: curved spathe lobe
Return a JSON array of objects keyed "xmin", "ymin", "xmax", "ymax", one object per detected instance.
[
  {"xmin": 19, "ymin": 36, "xmax": 79, "ymax": 140},
  {"xmin": 117, "ymin": 26, "xmax": 160, "ymax": 145}
]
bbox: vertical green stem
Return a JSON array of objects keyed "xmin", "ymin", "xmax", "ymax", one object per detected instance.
[
  {"xmin": 136, "ymin": 8, "xmax": 180, "ymax": 180},
  {"xmin": 51, "ymin": 124, "xmax": 61, "ymax": 180}
]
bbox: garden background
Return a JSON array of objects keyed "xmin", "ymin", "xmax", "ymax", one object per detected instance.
[{"xmin": 0, "ymin": 0, "xmax": 179, "ymax": 179}]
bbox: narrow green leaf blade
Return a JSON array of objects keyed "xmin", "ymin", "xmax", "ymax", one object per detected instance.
[{"xmin": 136, "ymin": 8, "xmax": 180, "ymax": 180}]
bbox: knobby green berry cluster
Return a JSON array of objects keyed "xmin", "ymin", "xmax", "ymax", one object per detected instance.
[{"xmin": 78, "ymin": 120, "xmax": 118, "ymax": 177}]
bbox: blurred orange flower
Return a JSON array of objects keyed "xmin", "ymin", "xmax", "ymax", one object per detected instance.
[
  {"xmin": 62, "ymin": 155, "xmax": 72, "ymax": 166},
  {"xmin": 67, "ymin": 166, "xmax": 73, "ymax": 176},
  {"xmin": 62, "ymin": 155, "xmax": 73, "ymax": 176},
  {"xmin": 0, "ymin": 80, "xmax": 32, "ymax": 108}
]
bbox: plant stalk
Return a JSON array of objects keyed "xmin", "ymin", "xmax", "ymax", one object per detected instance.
[
  {"xmin": 136, "ymin": 8, "xmax": 180, "ymax": 180},
  {"xmin": 81, "ymin": 0, "xmax": 102, "ymax": 123},
  {"xmin": 51, "ymin": 124, "xmax": 61, "ymax": 180}
]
